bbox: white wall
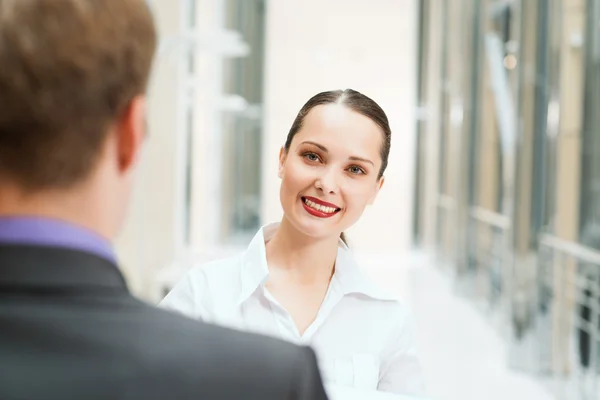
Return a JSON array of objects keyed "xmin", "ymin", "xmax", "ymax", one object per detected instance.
[
  {"xmin": 114, "ymin": 0, "xmax": 183, "ymax": 298},
  {"xmin": 262, "ymin": 0, "xmax": 418, "ymax": 254}
]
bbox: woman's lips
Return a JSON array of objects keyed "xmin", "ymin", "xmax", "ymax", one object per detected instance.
[{"xmin": 301, "ymin": 196, "xmax": 341, "ymax": 218}]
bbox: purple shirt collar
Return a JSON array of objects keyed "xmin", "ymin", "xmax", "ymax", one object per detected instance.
[{"xmin": 0, "ymin": 216, "xmax": 116, "ymax": 263}]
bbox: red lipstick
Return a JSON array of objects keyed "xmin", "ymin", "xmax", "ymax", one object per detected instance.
[{"xmin": 301, "ymin": 196, "xmax": 341, "ymax": 219}]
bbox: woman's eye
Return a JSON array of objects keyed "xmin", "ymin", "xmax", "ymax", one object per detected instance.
[
  {"xmin": 304, "ymin": 152, "xmax": 320, "ymax": 162},
  {"xmin": 348, "ymin": 166, "xmax": 365, "ymax": 175}
]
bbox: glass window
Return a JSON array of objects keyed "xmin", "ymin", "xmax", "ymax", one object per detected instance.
[
  {"xmin": 576, "ymin": 0, "xmax": 600, "ymax": 378},
  {"xmin": 413, "ymin": 0, "xmax": 430, "ymax": 245},
  {"xmin": 183, "ymin": 0, "xmax": 198, "ymax": 246},
  {"xmin": 579, "ymin": 2, "xmax": 600, "ymax": 250},
  {"xmin": 220, "ymin": 0, "xmax": 265, "ymax": 244},
  {"xmin": 462, "ymin": 0, "xmax": 520, "ymax": 310}
]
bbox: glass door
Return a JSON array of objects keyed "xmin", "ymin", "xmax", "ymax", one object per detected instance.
[
  {"xmin": 458, "ymin": 0, "xmax": 521, "ymax": 337},
  {"xmin": 219, "ymin": 0, "xmax": 265, "ymax": 244},
  {"xmin": 534, "ymin": 1, "xmax": 600, "ymax": 398},
  {"xmin": 413, "ymin": 0, "xmax": 430, "ymax": 246}
]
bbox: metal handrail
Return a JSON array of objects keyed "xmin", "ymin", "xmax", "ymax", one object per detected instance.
[
  {"xmin": 469, "ymin": 206, "xmax": 511, "ymax": 230},
  {"xmin": 539, "ymin": 234, "xmax": 600, "ymax": 265}
]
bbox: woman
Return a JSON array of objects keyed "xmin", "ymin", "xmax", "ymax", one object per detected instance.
[{"xmin": 160, "ymin": 89, "xmax": 425, "ymax": 396}]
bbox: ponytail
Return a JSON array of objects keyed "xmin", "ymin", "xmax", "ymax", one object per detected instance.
[{"xmin": 340, "ymin": 232, "xmax": 347, "ymax": 246}]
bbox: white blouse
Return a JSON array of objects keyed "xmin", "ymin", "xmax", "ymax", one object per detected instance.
[{"xmin": 159, "ymin": 223, "xmax": 425, "ymax": 396}]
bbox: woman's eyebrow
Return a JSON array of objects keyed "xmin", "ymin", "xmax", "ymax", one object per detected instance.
[
  {"xmin": 300, "ymin": 141, "xmax": 328, "ymax": 152},
  {"xmin": 301, "ymin": 141, "xmax": 374, "ymax": 166},
  {"xmin": 349, "ymin": 156, "xmax": 374, "ymax": 166}
]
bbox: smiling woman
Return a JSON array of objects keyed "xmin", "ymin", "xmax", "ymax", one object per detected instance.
[
  {"xmin": 279, "ymin": 89, "xmax": 392, "ymax": 246},
  {"xmin": 160, "ymin": 89, "xmax": 425, "ymax": 397}
]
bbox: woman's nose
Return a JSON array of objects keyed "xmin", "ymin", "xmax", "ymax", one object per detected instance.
[{"xmin": 315, "ymin": 168, "xmax": 339, "ymax": 194}]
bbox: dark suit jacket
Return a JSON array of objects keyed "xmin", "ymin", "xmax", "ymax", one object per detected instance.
[{"xmin": 0, "ymin": 245, "xmax": 329, "ymax": 400}]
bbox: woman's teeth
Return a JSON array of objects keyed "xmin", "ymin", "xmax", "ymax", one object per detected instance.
[{"xmin": 303, "ymin": 198, "xmax": 338, "ymax": 214}]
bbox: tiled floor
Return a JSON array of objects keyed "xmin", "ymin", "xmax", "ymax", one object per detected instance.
[{"xmin": 356, "ymin": 251, "xmax": 555, "ymax": 400}]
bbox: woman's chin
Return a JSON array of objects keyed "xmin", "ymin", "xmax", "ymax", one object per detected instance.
[{"xmin": 287, "ymin": 215, "xmax": 340, "ymax": 240}]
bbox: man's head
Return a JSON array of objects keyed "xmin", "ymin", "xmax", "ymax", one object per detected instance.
[{"xmin": 0, "ymin": 0, "xmax": 157, "ymax": 238}]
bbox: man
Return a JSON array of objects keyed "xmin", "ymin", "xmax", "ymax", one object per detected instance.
[{"xmin": 0, "ymin": 1, "xmax": 328, "ymax": 399}]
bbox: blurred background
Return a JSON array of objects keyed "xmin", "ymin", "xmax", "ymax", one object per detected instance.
[{"xmin": 115, "ymin": 0, "xmax": 600, "ymax": 399}]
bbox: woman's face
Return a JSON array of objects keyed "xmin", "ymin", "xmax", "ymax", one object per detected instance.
[{"xmin": 278, "ymin": 104, "xmax": 385, "ymax": 240}]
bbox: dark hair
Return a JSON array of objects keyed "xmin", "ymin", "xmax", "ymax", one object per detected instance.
[
  {"xmin": 283, "ymin": 89, "xmax": 392, "ymax": 245},
  {"xmin": 0, "ymin": 0, "xmax": 157, "ymax": 191}
]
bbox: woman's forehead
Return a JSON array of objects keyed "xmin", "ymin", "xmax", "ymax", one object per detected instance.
[{"xmin": 293, "ymin": 104, "xmax": 383, "ymax": 155}]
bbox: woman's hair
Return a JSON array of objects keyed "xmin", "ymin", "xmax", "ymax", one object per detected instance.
[{"xmin": 283, "ymin": 89, "xmax": 392, "ymax": 246}]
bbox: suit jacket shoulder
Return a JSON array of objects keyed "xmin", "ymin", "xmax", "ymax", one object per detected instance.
[
  {"xmin": 127, "ymin": 299, "xmax": 328, "ymax": 399},
  {"xmin": 0, "ymin": 245, "xmax": 328, "ymax": 400}
]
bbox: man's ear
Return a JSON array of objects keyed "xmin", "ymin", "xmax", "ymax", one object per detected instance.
[
  {"xmin": 368, "ymin": 176, "xmax": 385, "ymax": 205},
  {"xmin": 116, "ymin": 96, "xmax": 146, "ymax": 174},
  {"xmin": 278, "ymin": 147, "xmax": 287, "ymax": 178}
]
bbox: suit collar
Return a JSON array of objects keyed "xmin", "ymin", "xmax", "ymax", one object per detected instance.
[
  {"xmin": 0, "ymin": 244, "xmax": 128, "ymax": 292},
  {"xmin": 0, "ymin": 216, "xmax": 116, "ymax": 264}
]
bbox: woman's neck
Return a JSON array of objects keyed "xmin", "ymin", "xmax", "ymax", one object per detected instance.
[{"xmin": 265, "ymin": 216, "xmax": 339, "ymax": 285}]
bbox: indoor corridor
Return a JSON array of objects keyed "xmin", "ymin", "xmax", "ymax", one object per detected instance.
[
  {"xmin": 134, "ymin": 0, "xmax": 600, "ymax": 399},
  {"xmin": 2, "ymin": 0, "xmax": 600, "ymax": 399},
  {"xmin": 359, "ymin": 251, "xmax": 554, "ymax": 400}
]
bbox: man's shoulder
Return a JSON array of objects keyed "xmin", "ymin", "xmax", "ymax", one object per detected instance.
[
  {"xmin": 132, "ymin": 298, "xmax": 306, "ymax": 363},
  {"xmin": 2, "ymin": 293, "xmax": 321, "ymax": 399},
  {"xmin": 122, "ymin": 300, "xmax": 314, "ymax": 397}
]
